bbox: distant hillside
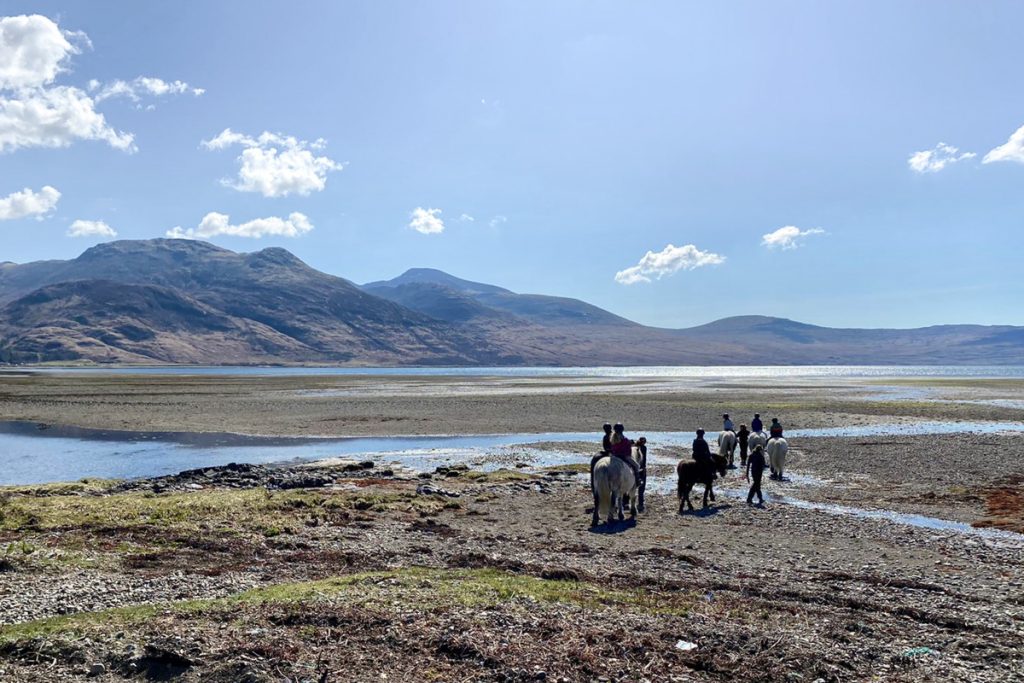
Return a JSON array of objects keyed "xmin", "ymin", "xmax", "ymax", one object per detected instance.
[{"xmin": 1, "ymin": 240, "xmax": 1022, "ymax": 365}]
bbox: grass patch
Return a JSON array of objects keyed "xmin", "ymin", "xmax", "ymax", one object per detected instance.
[
  {"xmin": 461, "ymin": 469, "xmax": 537, "ymax": 483},
  {"xmin": 0, "ymin": 567, "xmax": 693, "ymax": 644},
  {"xmin": 0, "ymin": 486, "xmax": 450, "ymax": 536}
]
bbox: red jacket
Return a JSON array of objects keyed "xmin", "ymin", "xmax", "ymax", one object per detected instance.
[{"xmin": 611, "ymin": 437, "xmax": 633, "ymax": 458}]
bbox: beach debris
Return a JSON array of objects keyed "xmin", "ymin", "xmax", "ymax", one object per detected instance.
[{"xmin": 674, "ymin": 640, "xmax": 698, "ymax": 651}]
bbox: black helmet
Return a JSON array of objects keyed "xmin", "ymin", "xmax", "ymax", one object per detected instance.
[
  {"xmin": 602, "ymin": 422, "xmax": 612, "ymax": 432},
  {"xmin": 696, "ymin": 428, "xmax": 705, "ymax": 436},
  {"xmin": 613, "ymin": 422, "xmax": 624, "ymax": 433},
  {"xmin": 754, "ymin": 413, "xmax": 760, "ymax": 418},
  {"xmin": 723, "ymin": 413, "xmax": 729, "ymax": 418}
]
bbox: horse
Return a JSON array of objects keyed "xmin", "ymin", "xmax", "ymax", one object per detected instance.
[
  {"xmin": 748, "ymin": 430, "xmax": 768, "ymax": 453},
  {"xmin": 676, "ymin": 453, "xmax": 729, "ymax": 512},
  {"xmin": 718, "ymin": 430, "xmax": 737, "ymax": 467},
  {"xmin": 591, "ymin": 454, "xmax": 639, "ymax": 526},
  {"xmin": 767, "ymin": 437, "xmax": 789, "ymax": 480}
]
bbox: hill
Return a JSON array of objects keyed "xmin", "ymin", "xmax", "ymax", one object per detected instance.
[{"xmin": 1, "ymin": 240, "xmax": 1022, "ymax": 365}]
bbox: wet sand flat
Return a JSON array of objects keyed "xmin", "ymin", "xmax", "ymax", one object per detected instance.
[
  {"xmin": 2, "ymin": 371, "xmax": 1022, "ymax": 436},
  {"xmin": 0, "ymin": 371, "xmax": 1022, "ymax": 681}
]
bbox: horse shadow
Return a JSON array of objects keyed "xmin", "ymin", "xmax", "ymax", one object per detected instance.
[
  {"xmin": 588, "ymin": 518, "xmax": 638, "ymax": 535},
  {"xmin": 680, "ymin": 503, "xmax": 732, "ymax": 518}
]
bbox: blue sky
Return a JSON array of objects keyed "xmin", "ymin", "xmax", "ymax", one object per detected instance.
[{"xmin": 2, "ymin": 1, "xmax": 1024, "ymax": 329}]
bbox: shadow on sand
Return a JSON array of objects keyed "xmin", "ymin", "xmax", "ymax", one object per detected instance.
[
  {"xmin": 588, "ymin": 518, "xmax": 638, "ymax": 534},
  {"xmin": 680, "ymin": 503, "xmax": 732, "ymax": 518}
]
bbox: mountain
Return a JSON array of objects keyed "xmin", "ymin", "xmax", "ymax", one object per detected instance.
[
  {"xmin": 0, "ymin": 240, "xmax": 515, "ymax": 365},
  {"xmin": 365, "ymin": 268, "xmax": 634, "ymax": 327},
  {"xmin": 1, "ymin": 240, "xmax": 1022, "ymax": 365}
]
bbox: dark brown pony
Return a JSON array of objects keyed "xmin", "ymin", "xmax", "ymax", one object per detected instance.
[{"xmin": 676, "ymin": 453, "xmax": 728, "ymax": 512}]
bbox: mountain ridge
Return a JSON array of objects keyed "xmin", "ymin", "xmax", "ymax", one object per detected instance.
[{"xmin": 1, "ymin": 240, "xmax": 1022, "ymax": 365}]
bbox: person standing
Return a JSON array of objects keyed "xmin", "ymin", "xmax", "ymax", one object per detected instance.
[
  {"xmin": 737, "ymin": 423, "xmax": 750, "ymax": 467},
  {"xmin": 751, "ymin": 413, "xmax": 763, "ymax": 434},
  {"xmin": 746, "ymin": 444, "xmax": 767, "ymax": 505}
]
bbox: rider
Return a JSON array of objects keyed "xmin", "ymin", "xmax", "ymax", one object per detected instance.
[
  {"xmin": 590, "ymin": 422, "xmax": 614, "ymax": 487},
  {"xmin": 722, "ymin": 413, "xmax": 735, "ymax": 432},
  {"xmin": 769, "ymin": 417, "xmax": 784, "ymax": 440},
  {"xmin": 692, "ymin": 428, "xmax": 712, "ymax": 466},
  {"xmin": 609, "ymin": 423, "xmax": 644, "ymax": 477},
  {"xmin": 751, "ymin": 413, "xmax": 763, "ymax": 434}
]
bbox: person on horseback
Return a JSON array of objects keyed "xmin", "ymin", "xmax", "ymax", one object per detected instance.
[
  {"xmin": 692, "ymin": 428, "xmax": 712, "ymax": 466},
  {"xmin": 722, "ymin": 414, "xmax": 734, "ymax": 432},
  {"xmin": 590, "ymin": 422, "xmax": 614, "ymax": 487},
  {"xmin": 609, "ymin": 423, "xmax": 644, "ymax": 477},
  {"xmin": 751, "ymin": 413, "xmax": 763, "ymax": 433},
  {"xmin": 769, "ymin": 417, "xmax": 784, "ymax": 440}
]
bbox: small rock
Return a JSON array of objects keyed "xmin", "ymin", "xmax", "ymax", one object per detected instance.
[{"xmin": 87, "ymin": 663, "xmax": 106, "ymax": 677}]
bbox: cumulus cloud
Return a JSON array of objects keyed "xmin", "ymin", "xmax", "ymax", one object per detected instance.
[
  {"xmin": 0, "ymin": 14, "xmax": 84, "ymax": 90},
  {"xmin": 409, "ymin": 207, "xmax": 444, "ymax": 234},
  {"xmin": 982, "ymin": 123, "xmax": 1024, "ymax": 164},
  {"xmin": 166, "ymin": 211, "xmax": 313, "ymax": 240},
  {"xmin": 0, "ymin": 184, "xmax": 60, "ymax": 220},
  {"xmin": 614, "ymin": 243, "xmax": 725, "ymax": 285},
  {"xmin": 761, "ymin": 226, "xmax": 825, "ymax": 250},
  {"xmin": 0, "ymin": 86, "xmax": 135, "ymax": 152},
  {"xmin": 67, "ymin": 219, "xmax": 116, "ymax": 237},
  {"xmin": 200, "ymin": 128, "xmax": 342, "ymax": 197},
  {"xmin": 908, "ymin": 142, "xmax": 976, "ymax": 173},
  {"xmin": 0, "ymin": 15, "xmax": 199, "ymax": 154},
  {"xmin": 90, "ymin": 76, "xmax": 204, "ymax": 103}
]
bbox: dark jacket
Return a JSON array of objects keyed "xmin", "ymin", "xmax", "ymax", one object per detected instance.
[
  {"xmin": 751, "ymin": 417, "xmax": 763, "ymax": 432},
  {"xmin": 692, "ymin": 437, "xmax": 711, "ymax": 462},
  {"xmin": 602, "ymin": 434, "xmax": 612, "ymax": 453},
  {"xmin": 747, "ymin": 449, "xmax": 767, "ymax": 476},
  {"xmin": 737, "ymin": 427, "xmax": 750, "ymax": 446}
]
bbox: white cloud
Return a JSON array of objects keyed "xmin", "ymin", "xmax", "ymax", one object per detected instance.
[
  {"xmin": 0, "ymin": 14, "xmax": 83, "ymax": 90},
  {"xmin": 409, "ymin": 207, "xmax": 444, "ymax": 235},
  {"xmin": 166, "ymin": 211, "xmax": 313, "ymax": 240},
  {"xmin": 0, "ymin": 184, "xmax": 60, "ymax": 220},
  {"xmin": 91, "ymin": 76, "xmax": 204, "ymax": 104},
  {"xmin": 761, "ymin": 226, "xmax": 825, "ymax": 250},
  {"xmin": 908, "ymin": 142, "xmax": 976, "ymax": 173},
  {"xmin": 982, "ymin": 123, "xmax": 1024, "ymax": 164},
  {"xmin": 0, "ymin": 15, "xmax": 198, "ymax": 154},
  {"xmin": 489, "ymin": 215, "xmax": 508, "ymax": 228},
  {"xmin": 614, "ymin": 243, "xmax": 725, "ymax": 285},
  {"xmin": 67, "ymin": 219, "xmax": 116, "ymax": 238},
  {"xmin": 459, "ymin": 213, "xmax": 475, "ymax": 222},
  {"xmin": 200, "ymin": 128, "xmax": 342, "ymax": 197},
  {"xmin": 0, "ymin": 86, "xmax": 135, "ymax": 152}
]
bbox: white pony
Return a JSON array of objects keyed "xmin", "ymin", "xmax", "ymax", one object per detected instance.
[
  {"xmin": 767, "ymin": 437, "xmax": 789, "ymax": 480},
  {"xmin": 749, "ymin": 430, "xmax": 769, "ymax": 453},
  {"xmin": 591, "ymin": 454, "xmax": 638, "ymax": 526},
  {"xmin": 717, "ymin": 430, "xmax": 737, "ymax": 467}
]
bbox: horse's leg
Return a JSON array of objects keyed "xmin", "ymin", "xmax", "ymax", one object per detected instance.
[
  {"xmin": 616, "ymin": 492, "xmax": 625, "ymax": 522},
  {"xmin": 629, "ymin": 489, "xmax": 638, "ymax": 518},
  {"xmin": 591, "ymin": 486, "xmax": 600, "ymax": 527}
]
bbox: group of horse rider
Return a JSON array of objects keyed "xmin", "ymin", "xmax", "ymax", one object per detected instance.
[{"xmin": 591, "ymin": 412, "xmax": 788, "ymax": 508}]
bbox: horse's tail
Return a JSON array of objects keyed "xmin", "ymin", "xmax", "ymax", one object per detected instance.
[{"xmin": 594, "ymin": 463, "xmax": 613, "ymax": 521}]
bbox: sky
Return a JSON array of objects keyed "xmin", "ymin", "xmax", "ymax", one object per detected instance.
[{"xmin": 2, "ymin": 1, "xmax": 1024, "ymax": 329}]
